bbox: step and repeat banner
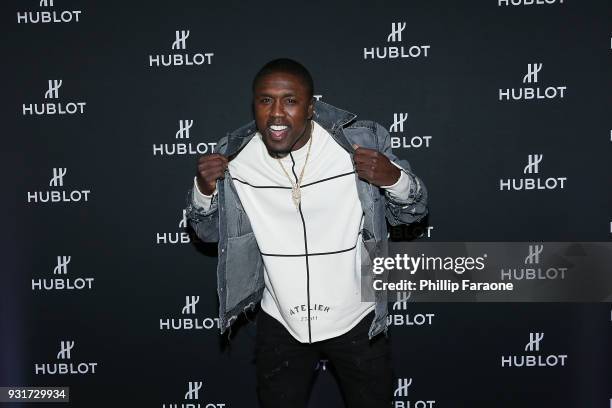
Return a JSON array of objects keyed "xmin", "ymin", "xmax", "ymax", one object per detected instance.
[{"xmin": 2, "ymin": 0, "xmax": 611, "ymax": 407}]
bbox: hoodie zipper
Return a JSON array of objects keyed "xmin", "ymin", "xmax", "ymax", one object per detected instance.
[{"xmin": 289, "ymin": 151, "xmax": 313, "ymax": 344}]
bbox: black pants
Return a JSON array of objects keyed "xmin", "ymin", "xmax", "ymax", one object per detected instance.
[{"xmin": 255, "ymin": 310, "xmax": 393, "ymax": 408}]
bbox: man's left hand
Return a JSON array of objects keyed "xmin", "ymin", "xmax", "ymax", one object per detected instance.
[{"xmin": 352, "ymin": 144, "xmax": 401, "ymax": 187}]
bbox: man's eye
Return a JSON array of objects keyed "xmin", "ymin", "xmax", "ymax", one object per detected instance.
[
  {"xmin": 260, "ymin": 98, "xmax": 271, "ymax": 104},
  {"xmin": 286, "ymin": 98, "xmax": 296, "ymax": 104}
]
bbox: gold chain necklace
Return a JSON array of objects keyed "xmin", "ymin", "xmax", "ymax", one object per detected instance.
[{"xmin": 277, "ymin": 122, "xmax": 314, "ymax": 210}]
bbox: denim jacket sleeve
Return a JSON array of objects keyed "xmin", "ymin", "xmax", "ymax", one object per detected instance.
[
  {"xmin": 374, "ymin": 122, "xmax": 428, "ymax": 226},
  {"xmin": 183, "ymin": 136, "xmax": 228, "ymax": 243},
  {"xmin": 185, "ymin": 186, "xmax": 220, "ymax": 242}
]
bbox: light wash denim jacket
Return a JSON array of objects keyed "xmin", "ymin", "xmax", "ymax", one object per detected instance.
[{"xmin": 185, "ymin": 100, "xmax": 428, "ymax": 339}]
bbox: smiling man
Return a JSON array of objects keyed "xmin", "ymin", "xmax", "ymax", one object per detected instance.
[{"xmin": 185, "ymin": 58, "xmax": 428, "ymax": 408}]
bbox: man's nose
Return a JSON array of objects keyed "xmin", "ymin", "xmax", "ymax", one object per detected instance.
[{"xmin": 271, "ymin": 100, "xmax": 284, "ymax": 117}]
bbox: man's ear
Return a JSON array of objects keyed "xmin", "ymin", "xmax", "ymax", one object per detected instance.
[{"xmin": 308, "ymin": 97, "xmax": 314, "ymax": 119}]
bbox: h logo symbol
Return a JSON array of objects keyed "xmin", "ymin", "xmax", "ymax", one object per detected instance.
[
  {"xmin": 39, "ymin": 0, "xmax": 54, "ymax": 7},
  {"xmin": 389, "ymin": 113, "xmax": 409, "ymax": 133},
  {"xmin": 56, "ymin": 340, "xmax": 74, "ymax": 360},
  {"xmin": 184, "ymin": 381, "xmax": 202, "ymax": 400},
  {"xmin": 49, "ymin": 168, "xmax": 67, "ymax": 187},
  {"xmin": 392, "ymin": 291, "xmax": 411, "ymax": 311},
  {"xmin": 387, "ymin": 22, "xmax": 406, "ymax": 42},
  {"xmin": 181, "ymin": 296, "xmax": 199, "ymax": 315},
  {"xmin": 523, "ymin": 154, "xmax": 543, "ymax": 174},
  {"xmin": 522, "ymin": 63, "xmax": 543, "ymax": 84},
  {"xmin": 179, "ymin": 209, "xmax": 188, "ymax": 228},
  {"xmin": 176, "ymin": 120, "xmax": 193, "ymax": 139},
  {"xmin": 393, "ymin": 377, "xmax": 412, "ymax": 397},
  {"xmin": 172, "ymin": 30, "xmax": 190, "ymax": 50},
  {"xmin": 53, "ymin": 256, "xmax": 71, "ymax": 275},
  {"xmin": 524, "ymin": 245, "xmax": 543, "ymax": 265},
  {"xmin": 524, "ymin": 332, "xmax": 544, "ymax": 352},
  {"xmin": 44, "ymin": 80, "xmax": 62, "ymax": 99}
]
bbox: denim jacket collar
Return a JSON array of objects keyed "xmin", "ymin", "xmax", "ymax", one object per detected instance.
[{"xmin": 223, "ymin": 100, "xmax": 357, "ymax": 157}]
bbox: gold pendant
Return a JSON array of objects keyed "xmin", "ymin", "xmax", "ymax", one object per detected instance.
[{"xmin": 291, "ymin": 186, "xmax": 301, "ymax": 209}]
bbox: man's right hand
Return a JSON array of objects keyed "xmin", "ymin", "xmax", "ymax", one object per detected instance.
[{"xmin": 196, "ymin": 154, "xmax": 229, "ymax": 196}]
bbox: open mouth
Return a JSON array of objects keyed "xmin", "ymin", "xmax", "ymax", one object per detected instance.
[{"xmin": 268, "ymin": 124, "xmax": 290, "ymax": 140}]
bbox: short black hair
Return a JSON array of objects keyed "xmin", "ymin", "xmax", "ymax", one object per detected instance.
[{"xmin": 252, "ymin": 58, "xmax": 314, "ymax": 99}]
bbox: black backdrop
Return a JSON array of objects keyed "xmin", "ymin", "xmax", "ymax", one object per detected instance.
[{"xmin": 2, "ymin": 0, "xmax": 611, "ymax": 407}]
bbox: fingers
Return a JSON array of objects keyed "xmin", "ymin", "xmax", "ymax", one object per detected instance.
[
  {"xmin": 354, "ymin": 156, "xmax": 379, "ymax": 169},
  {"xmin": 197, "ymin": 154, "xmax": 228, "ymax": 167},
  {"xmin": 353, "ymin": 146, "xmax": 380, "ymax": 162},
  {"xmin": 197, "ymin": 159, "xmax": 227, "ymax": 174},
  {"xmin": 353, "ymin": 145, "xmax": 378, "ymax": 157},
  {"xmin": 196, "ymin": 154, "xmax": 229, "ymax": 195},
  {"xmin": 198, "ymin": 154, "xmax": 228, "ymax": 173},
  {"xmin": 354, "ymin": 168, "xmax": 376, "ymax": 182},
  {"xmin": 353, "ymin": 148, "xmax": 381, "ymax": 170},
  {"xmin": 352, "ymin": 146, "xmax": 398, "ymax": 185},
  {"xmin": 352, "ymin": 146, "xmax": 378, "ymax": 182}
]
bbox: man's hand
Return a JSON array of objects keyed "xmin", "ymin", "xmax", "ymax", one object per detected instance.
[
  {"xmin": 196, "ymin": 154, "xmax": 229, "ymax": 196},
  {"xmin": 352, "ymin": 144, "xmax": 401, "ymax": 187}
]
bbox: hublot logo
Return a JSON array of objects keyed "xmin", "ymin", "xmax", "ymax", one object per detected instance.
[
  {"xmin": 152, "ymin": 119, "xmax": 217, "ymax": 156},
  {"xmin": 363, "ymin": 22, "xmax": 431, "ymax": 60},
  {"xmin": 22, "ymin": 79, "xmax": 86, "ymax": 116},
  {"xmin": 149, "ymin": 30, "xmax": 214, "ymax": 68},
  {"xmin": 499, "ymin": 154, "xmax": 567, "ymax": 191},
  {"xmin": 499, "ymin": 63, "xmax": 567, "ymax": 101},
  {"xmin": 17, "ymin": 0, "xmax": 82, "ymax": 24}
]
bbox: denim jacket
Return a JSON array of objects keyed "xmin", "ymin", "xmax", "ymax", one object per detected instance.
[{"xmin": 185, "ymin": 100, "xmax": 428, "ymax": 339}]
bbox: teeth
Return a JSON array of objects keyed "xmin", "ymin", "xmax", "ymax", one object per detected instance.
[{"xmin": 270, "ymin": 125, "xmax": 288, "ymax": 131}]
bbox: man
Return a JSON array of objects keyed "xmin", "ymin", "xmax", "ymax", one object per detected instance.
[{"xmin": 185, "ymin": 58, "xmax": 427, "ymax": 408}]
